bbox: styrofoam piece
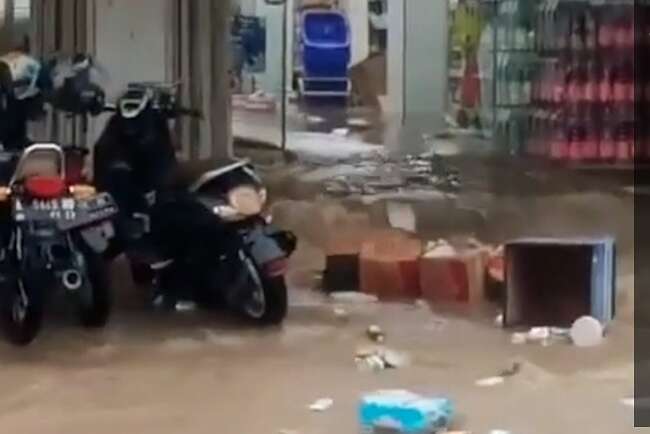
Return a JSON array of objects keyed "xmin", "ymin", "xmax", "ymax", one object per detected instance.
[{"xmin": 570, "ymin": 316, "xmax": 604, "ymax": 347}]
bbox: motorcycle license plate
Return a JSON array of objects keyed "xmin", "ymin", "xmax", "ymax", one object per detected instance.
[
  {"xmin": 13, "ymin": 197, "xmax": 79, "ymax": 222},
  {"xmin": 13, "ymin": 193, "xmax": 118, "ymax": 230}
]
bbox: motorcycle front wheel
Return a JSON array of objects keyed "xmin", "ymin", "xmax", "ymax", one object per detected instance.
[{"xmin": 0, "ymin": 273, "xmax": 44, "ymax": 346}]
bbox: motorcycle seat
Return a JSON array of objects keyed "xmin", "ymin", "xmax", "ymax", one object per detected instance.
[{"xmin": 173, "ymin": 157, "xmax": 250, "ymax": 192}]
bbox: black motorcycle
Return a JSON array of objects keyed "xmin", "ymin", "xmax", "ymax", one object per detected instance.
[
  {"xmin": 0, "ymin": 52, "xmax": 117, "ymax": 345},
  {"xmin": 95, "ymin": 83, "xmax": 296, "ymax": 324},
  {"xmin": 0, "ymin": 144, "xmax": 117, "ymax": 345}
]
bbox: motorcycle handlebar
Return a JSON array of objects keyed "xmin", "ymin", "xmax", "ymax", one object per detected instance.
[
  {"xmin": 102, "ymin": 102, "xmax": 201, "ymax": 118},
  {"xmin": 176, "ymin": 107, "xmax": 202, "ymax": 119}
]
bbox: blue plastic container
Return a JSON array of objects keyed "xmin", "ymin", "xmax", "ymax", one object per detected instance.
[
  {"xmin": 359, "ymin": 390, "xmax": 454, "ymax": 434},
  {"xmin": 302, "ymin": 11, "xmax": 351, "ymax": 78}
]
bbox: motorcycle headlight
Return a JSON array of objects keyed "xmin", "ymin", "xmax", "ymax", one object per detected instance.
[
  {"xmin": 228, "ymin": 185, "xmax": 265, "ymax": 216},
  {"xmin": 213, "ymin": 186, "xmax": 267, "ymax": 222}
]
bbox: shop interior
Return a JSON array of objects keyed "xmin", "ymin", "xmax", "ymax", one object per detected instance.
[{"xmin": 233, "ymin": 0, "xmax": 638, "ymax": 169}]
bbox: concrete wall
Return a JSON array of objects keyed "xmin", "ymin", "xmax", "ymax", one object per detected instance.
[
  {"xmin": 340, "ymin": 0, "xmax": 369, "ymax": 66},
  {"xmin": 91, "ymin": 0, "xmax": 231, "ymax": 160},
  {"xmin": 94, "ymin": 0, "xmax": 171, "ymax": 101},
  {"xmin": 403, "ymin": 0, "xmax": 448, "ymax": 123},
  {"xmin": 386, "ymin": 0, "xmax": 449, "ymax": 149},
  {"xmin": 386, "ymin": 0, "xmax": 404, "ymax": 117}
]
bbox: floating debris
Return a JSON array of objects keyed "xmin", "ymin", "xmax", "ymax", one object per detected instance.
[
  {"xmin": 306, "ymin": 114, "xmax": 325, "ymax": 124},
  {"xmin": 347, "ymin": 117, "xmax": 371, "ymax": 128},
  {"xmin": 329, "ymin": 292, "xmax": 379, "ymax": 304},
  {"xmin": 570, "ymin": 316, "xmax": 604, "ymax": 348},
  {"xmin": 321, "ymin": 143, "xmax": 463, "ymax": 198},
  {"xmin": 476, "ymin": 362, "xmax": 522, "ymax": 387},
  {"xmin": 332, "ymin": 128, "xmax": 350, "ymax": 137},
  {"xmin": 309, "ymin": 398, "xmax": 334, "ymax": 412},
  {"xmin": 386, "ymin": 201, "xmax": 417, "ymax": 233},
  {"xmin": 475, "ymin": 376, "xmax": 506, "ymax": 387},
  {"xmin": 333, "ymin": 307, "xmax": 349, "ymax": 321},
  {"xmin": 175, "ymin": 301, "xmax": 198, "ymax": 313},
  {"xmin": 367, "ymin": 325, "xmax": 386, "ymax": 343},
  {"xmin": 360, "ymin": 390, "xmax": 455, "ymax": 433},
  {"xmin": 355, "ymin": 346, "xmax": 411, "ymax": 371},
  {"xmin": 511, "ymin": 327, "xmax": 571, "ymax": 346}
]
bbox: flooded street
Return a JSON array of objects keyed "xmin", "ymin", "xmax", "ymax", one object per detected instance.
[
  {"xmin": 0, "ymin": 261, "xmax": 635, "ymax": 434},
  {"xmin": 0, "ymin": 153, "xmax": 639, "ymax": 434}
]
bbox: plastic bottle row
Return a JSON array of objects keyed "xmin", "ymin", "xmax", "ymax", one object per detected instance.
[
  {"xmin": 535, "ymin": 2, "xmax": 635, "ymax": 54},
  {"xmin": 527, "ymin": 107, "xmax": 637, "ymax": 162},
  {"xmin": 533, "ymin": 58, "xmax": 636, "ymax": 106}
]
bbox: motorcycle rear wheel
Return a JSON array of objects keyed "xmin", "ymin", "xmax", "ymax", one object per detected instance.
[
  {"xmin": 0, "ymin": 273, "xmax": 44, "ymax": 346},
  {"xmin": 241, "ymin": 255, "xmax": 288, "ymax": 325},
  {"xmin": 78, "ymin": 251, "xmax": 112, "ymax": 328},
  {"xmin": 130, "ymin": 262, "xmax": 155, "ymax": 287}
]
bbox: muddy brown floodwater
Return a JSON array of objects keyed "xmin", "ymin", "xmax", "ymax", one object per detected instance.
[
  {"xmin": 0, "ymin": 251, "xmax": 636, "ymax": 434},
  {"xmin": 0, "ymin": 154, "xmax": 640, "ymax": 434}
]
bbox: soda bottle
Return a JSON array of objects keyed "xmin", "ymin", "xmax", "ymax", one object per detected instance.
[
  {"xmin": 582, "ymin": 107, "xmax": 599, "ymax": 160},
  {"xmin": 550, "ymin": 111, "xmax": 569, "ymax": 160},
  {"xmin": 599, "ymin": 18, "xmax": 614, "ymax": 49},
  {"xmin": 554, "ymin": 62, "xmax": 566, "ymax": 104},
  {"xmin": 600, "ymin": 106, "xmax": 616, "ymax": 160},
  {"xmin": 584, "ymin": 61, "xmax": 598, "ymax": 103},
  {"xmin": 599, "ymin": 65, "xmax": 613, "ymax": 103},
  {"xmin": 613, "ymin": 62, "xmax": 626, "ymax": 103},
  {"xmin": 567, "ymin": 59, "xmax": 584, "ymax": 104},
  {"xmin": 567, "ymin": 105, "xmax": 584, "ymax": 161},
  {"xmin": 615, "ymin": 106, "xmax": 633, "ymax": 162},
  {"xmin": 585, "ymin": 11, "xmax": 598, "ymax": 51}
]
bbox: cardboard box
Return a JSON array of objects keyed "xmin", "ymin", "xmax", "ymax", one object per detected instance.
[
  {"xmin": 360, "ymin": 230, "xmax": 422, "ymax": 300},
  {"xmin": 419, "ymin": 248, "xmax": 487, "ymax": 304},
  {"xmin": 323, "ymin": 254, "xmax": 359, "ymax": 293}
]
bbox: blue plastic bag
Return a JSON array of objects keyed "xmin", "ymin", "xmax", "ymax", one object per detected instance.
[{"xmin": 359, "ymin": 390, "xmax": 454, "ymax": 433}]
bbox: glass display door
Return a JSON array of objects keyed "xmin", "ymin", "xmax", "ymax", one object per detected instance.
[{"xmin": 230, "ymin": 0, "xmax": 288, "ymax": 149}]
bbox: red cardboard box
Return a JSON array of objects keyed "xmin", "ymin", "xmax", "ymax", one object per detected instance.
[
  {"xmin": 419, "ymin": 249, "xmax": 487, "ymax": 304},
  {"xmin": 360, "ymin": 230, "xmax": 422, "ymax": 300}
]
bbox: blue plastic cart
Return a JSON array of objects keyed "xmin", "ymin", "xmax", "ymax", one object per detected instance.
[{"xmin": 299, "ymin": 10, "xmax": 351, "ymax": 100}]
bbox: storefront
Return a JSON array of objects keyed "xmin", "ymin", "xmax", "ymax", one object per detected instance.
[
  {"xmin": 232, "ymin": 0, "xmax": 639, "ymax": 168},
  {"xmin": 449, "ymin": 0, "xmax": 638, "ymax": 167},
  {"xmin": 230, "ymin": 0, "xmax": 450, "ymax": 154},
  {"xmin": 1, "ymin": 0, "xmax": 640, "ymax": 166}
]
